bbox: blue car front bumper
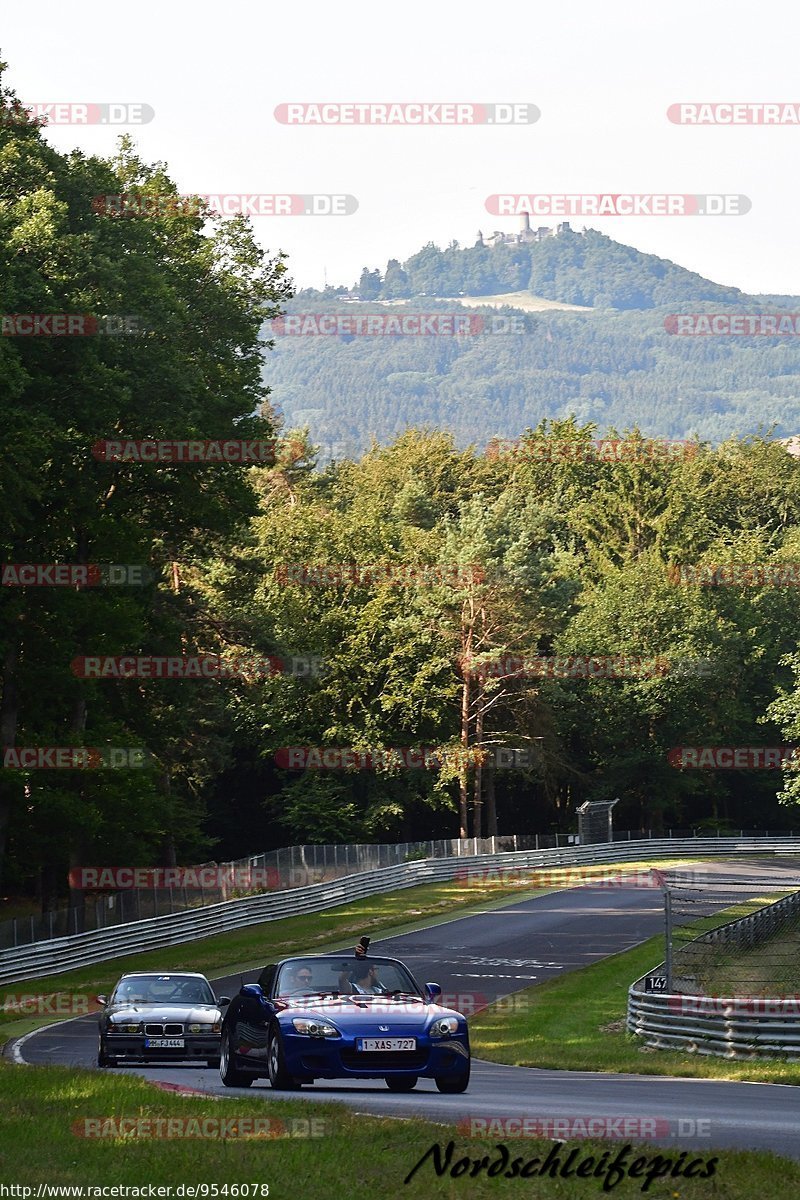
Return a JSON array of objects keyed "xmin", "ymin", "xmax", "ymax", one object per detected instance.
[{"xmin": 283, "ymin": 1031, "xmax": 470, "ymax": 1080}]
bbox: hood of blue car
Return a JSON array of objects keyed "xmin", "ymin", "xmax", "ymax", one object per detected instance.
[{"xmin": 277, "ymin": 996, "xmax": 462, "ymax": 1030}]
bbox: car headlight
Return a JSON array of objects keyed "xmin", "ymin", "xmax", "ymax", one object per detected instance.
[
  {"xmin": 291, "ymin": 1018, "xmax": 339, "ymax": 1038},
  {"xmin": 429, "ymin": 1017, "xmax": 459, "ymax": 1038},
  {"xmin": 111, "ymin": 1022, "xmax": 141, "ymax": 1034},
  {"xmin": 188, "ymin": 1022, "xmax": 221, "ymax": 1034}
]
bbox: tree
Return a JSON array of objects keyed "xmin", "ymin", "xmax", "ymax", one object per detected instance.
[
  {"xmin": 357, "ymin": 268, "xmax": 382, "ymax": 299},
  {"xmin": 0, "ymin": 59, "xmax": 292, "ymax": 896}
]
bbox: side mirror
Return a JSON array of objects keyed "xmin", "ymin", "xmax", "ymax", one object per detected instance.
[
  {"xmin": 425, "ymin": 982, "xmax": 442, "ymax": 1002},
  {"xmin": 217, "ymin": 996, "xmax": 231, "ymax": 1006},
  {"xmin": 96, "ymin": 995, "xmax": 108, "ymax": 1006},
  {"xmin": 240, "ymin": 983, "xmax": 265, "ymax": 1000}
]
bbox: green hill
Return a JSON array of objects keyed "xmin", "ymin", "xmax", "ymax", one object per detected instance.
[{"xmin": 266, "ymin": 230, "xmax": 800, "ymax": 459}]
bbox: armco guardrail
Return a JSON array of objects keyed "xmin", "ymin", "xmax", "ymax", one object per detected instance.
[
  {"xmin": 627, "ymin": 989, "xmax": 800, "ymax": 1058},
  {"xmin": 628, "ymin": 888, "xmax": 800, "ymax": 1058},
  {"xmin": 2, "ymin": 836, "xmax": 800, "ymax": 986}
]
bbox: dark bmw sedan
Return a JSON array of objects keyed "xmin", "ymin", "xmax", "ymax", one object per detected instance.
[{"xmin": 97, "ymin": 972, "xmax": 230, "ymax": 1067}]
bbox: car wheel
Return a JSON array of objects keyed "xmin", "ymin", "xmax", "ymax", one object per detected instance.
[
  {"xmin": 267, "ymin": 1024, "xmax": 301, "ymax": 1090},
  {"xmin": 220, "ymin": 1030, "xmax": 253, "ymax": 1088},
  {"xmin": 435, "ymin": 1060, "xmax": 470, "ymax": 1093},
  {"xmin": 97, "ymin": 1038, "xmax": 117, "ymax": 1068},
  {"xmin": 385, "ymin": 1076, "xmax": 418, "ymax": 1092}
]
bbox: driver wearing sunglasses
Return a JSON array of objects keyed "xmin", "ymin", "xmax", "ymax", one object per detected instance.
[{"xmin": 290, "ymin": 966, "xmax": 314, "ymax": 990}]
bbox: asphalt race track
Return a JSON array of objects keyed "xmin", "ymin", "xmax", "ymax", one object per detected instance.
[{"xmin": 11, "ymin": 860, "xmax": 800, "ymax": 1159}]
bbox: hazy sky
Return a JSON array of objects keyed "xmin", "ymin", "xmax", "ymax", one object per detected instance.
[{"xmin": 3, "ymin": 0, "xmax": 798, "ymax": 294}]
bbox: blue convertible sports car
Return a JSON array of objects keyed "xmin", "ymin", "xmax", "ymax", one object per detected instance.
[{"xmin": 220, "ymin": 951, "xmax": 470, "ymax": 1093}]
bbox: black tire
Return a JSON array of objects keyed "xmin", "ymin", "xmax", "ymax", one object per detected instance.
[
  {"xmin": 267, "ymin": 1024, "xmax": 301, "ymax": 1090},
  {"xmin": 385, "ymin": 1076, "xmax": 418, "ymax": 1092},
  {"xmin": 435, "ymin": 1059, "xmax": 470, "ymax": 1093},
  {"xmin": 220, "ymin": 1029, "xmax": 253, "ymax": 1088},
  {"xmin": 97, "ymin": 1040, "xmax": 117, "ymax": 1068}
]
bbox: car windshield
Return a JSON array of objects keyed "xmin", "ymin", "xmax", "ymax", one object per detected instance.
[
  {"xmin": 274, "ymin": 957, "xmax": 423, "ymax": 998},
  {"xmin": 112, "ymin": 975, "xmax": 216, "ymax": 1005}
]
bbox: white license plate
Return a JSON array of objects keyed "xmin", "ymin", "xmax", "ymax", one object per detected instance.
[
  {"xmin": 356, "ymin": 1037, "xmax": 416, "ymax": 1052},
  {"xmin": 145, "ymin": 1038, "xmax": 184, "ymax": 1048}
]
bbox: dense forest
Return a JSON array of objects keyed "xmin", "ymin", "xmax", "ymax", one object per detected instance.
[{"xmin": 4, "ymin": 63, "xmax": 800, "ymax": 911}]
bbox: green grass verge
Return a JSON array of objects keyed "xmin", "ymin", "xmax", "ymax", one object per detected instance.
[
  {"xmin": 470, "ymin": 909, "xmax": 800, "ymax": 1084},
  {"xmin": 0, "ymin": 1058, "xmax": 797, "ymax": 1196}
]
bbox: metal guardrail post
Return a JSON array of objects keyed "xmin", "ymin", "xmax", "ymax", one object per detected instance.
[{"xmin": 664, "ymin": 889, "xmax": 673, "ymax": 992}]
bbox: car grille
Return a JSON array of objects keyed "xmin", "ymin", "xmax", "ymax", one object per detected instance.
[
  {"xmin": 340, "ymin": 1048, "xmax": 428, "ymax": 1070},
  {"xmin": 144, "ymin": 1023, "xmax": 184, "ymax": 1036}
]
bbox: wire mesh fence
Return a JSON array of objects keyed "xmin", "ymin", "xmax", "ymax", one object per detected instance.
[
  {"xmin": 667, "ymin": 861, "xmax": 800, "ymax": 996},
  {"xmin": 0, "ymin": 832, "xmax": 570, "ymax": 950},
  {"xmin": 2, "ymin": 830, "xmax": 798, "ymax": 952}
]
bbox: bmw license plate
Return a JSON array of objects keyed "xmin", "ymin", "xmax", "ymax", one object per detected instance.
[
  {"xmin": 145, "ymin": 1038, "xmax": 184, "ymax": 1048},
  {"xmin": 357, "ymin": 1037, "xmax": 416, "ymax": 1051}
]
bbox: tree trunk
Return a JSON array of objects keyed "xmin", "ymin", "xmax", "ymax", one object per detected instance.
[
  {"xmin": 39, "ymin": 863, "xmax": 60, "ymax": 916},
  {"xmin": 159, "ymin": 771, "xmax": 177, "ymax": 866},
  {"xmin": 485, "ymin": 761, "xmax": 497, "ymax": 836},
  {"xmin": 459, "ymin": 628, "xmax": 472, "ymax": 839},
  {"xmin": 66, "ymin": 524, "xmax": 90, "ymax": 921},
  {"xmin": 0, "ymin": 635, "xmax": 20, "ymax": 890},
  {"xmin": 472, "ymin": 686, "xmax": 484, "ymax": 839}
]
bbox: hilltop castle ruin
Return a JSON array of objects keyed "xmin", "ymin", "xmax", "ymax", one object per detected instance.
[{"xmin": 476, "ymin": 213, "xmax": 584, "ymax": 248}]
